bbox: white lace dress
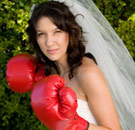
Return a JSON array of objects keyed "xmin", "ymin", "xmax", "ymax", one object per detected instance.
[{"xmin": 77, "ymin": 99, "xmax": 97, "ymax": 124}]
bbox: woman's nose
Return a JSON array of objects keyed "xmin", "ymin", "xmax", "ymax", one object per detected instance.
[{"xmin": 46, "ymin": 35, "xmax": 55, "ymax": 46}]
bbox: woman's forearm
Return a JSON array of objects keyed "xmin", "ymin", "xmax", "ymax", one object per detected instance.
[{"xmin": 88, "ymin": 123, "xmax": 121, "ymax": 130}]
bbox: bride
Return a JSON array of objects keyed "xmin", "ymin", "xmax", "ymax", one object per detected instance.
[{"xmin": 27, "ymin": 0, "xmax": 135, "ymax": 129}]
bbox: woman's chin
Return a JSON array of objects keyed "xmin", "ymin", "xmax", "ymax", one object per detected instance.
[{"xmin": 48, "ymin": 56, "xmax": 59, "ymax": 62}]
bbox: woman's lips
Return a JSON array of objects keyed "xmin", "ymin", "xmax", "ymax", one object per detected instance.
[{"xmin": 47, "ymin": 49, "xmax": 59, "ymax": 54}]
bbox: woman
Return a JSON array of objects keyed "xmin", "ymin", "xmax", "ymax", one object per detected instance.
[{"xmin": 27, "ymin": 0, "xmax": 135, "ymax": 130}]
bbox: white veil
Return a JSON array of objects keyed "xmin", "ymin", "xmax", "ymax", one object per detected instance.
[{"xmin": 53, "ymin": 0, "xmax": 135, "ymax": 129}]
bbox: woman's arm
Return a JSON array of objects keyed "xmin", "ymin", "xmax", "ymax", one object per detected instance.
[{"xmin": 77, "ymin": 60, "xmax": 121, "ymax": 130}]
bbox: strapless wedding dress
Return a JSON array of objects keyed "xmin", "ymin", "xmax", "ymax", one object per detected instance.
[{"xmin": 77, "ymin": 99, "xmax": 97, "ymax": 124}]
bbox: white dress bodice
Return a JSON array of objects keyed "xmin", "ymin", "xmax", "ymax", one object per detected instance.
[{"xmin": 77, "ymin": 99, "xmax": 97, "ymax": 124}]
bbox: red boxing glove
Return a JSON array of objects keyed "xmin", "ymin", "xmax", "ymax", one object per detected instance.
[
  {"xmin": 31, "ymin": 75, "xmax": 89, "ymax": 130},
  {"xmin": 6, "ymin": 53, "xmax": 45, "ymax": 93},
  {"xmin": 34, "ymin": 64, "xmax": 46, "ymax": 82}
]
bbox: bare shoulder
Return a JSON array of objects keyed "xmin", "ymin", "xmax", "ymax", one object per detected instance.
[
  {"xmin": 76, "ymin": 57, "xmax": 106, "ymax": 85},
  {"xmin": 76, "ymin": 56, "xmax": 109, "ymax": 97},
  {"xmin": 77, "ymin": 56, "xmax": 97, "ymax": 73}
]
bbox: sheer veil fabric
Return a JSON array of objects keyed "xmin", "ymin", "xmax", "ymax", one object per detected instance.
[{"xmin": 53, "ymin": 0, "xmax": 135, "ymax": 129}]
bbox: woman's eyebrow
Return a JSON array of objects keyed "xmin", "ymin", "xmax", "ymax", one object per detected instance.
[
  {"xmin": 36, "ymin": 27, "xmax": 59, "ymax": 32},
  {"xmin": 53, "ymin": 27, "xmax": 59, "ymax": 31}
]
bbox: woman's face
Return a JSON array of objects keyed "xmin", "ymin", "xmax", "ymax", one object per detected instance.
[{"xmin": 36, "ymin": 17, "xmax": 69, "ymax": 62}]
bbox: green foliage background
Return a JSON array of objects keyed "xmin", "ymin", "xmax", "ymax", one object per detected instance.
[{"xmin": 0, "ymin": 0, "xmax": 135, "ymax": 130}]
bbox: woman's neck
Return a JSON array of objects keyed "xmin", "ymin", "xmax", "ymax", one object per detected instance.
[{"xmin": 55, "ymin": 55, "xmax": 69, "ymax": 78}]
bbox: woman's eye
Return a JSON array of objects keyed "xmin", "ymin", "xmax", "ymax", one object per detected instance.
[
  {"xmin": 55, "ymin": 30, "xmax": 61, "ymax": 33},
  {"xmin": 37, "ymin": 33, "xmax": 45, "ymax": 37}
]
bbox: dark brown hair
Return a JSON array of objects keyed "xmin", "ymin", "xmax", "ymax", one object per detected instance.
[{"xmin": 26, "ymin": 1, "xmax": 97, "ymax": 79}]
